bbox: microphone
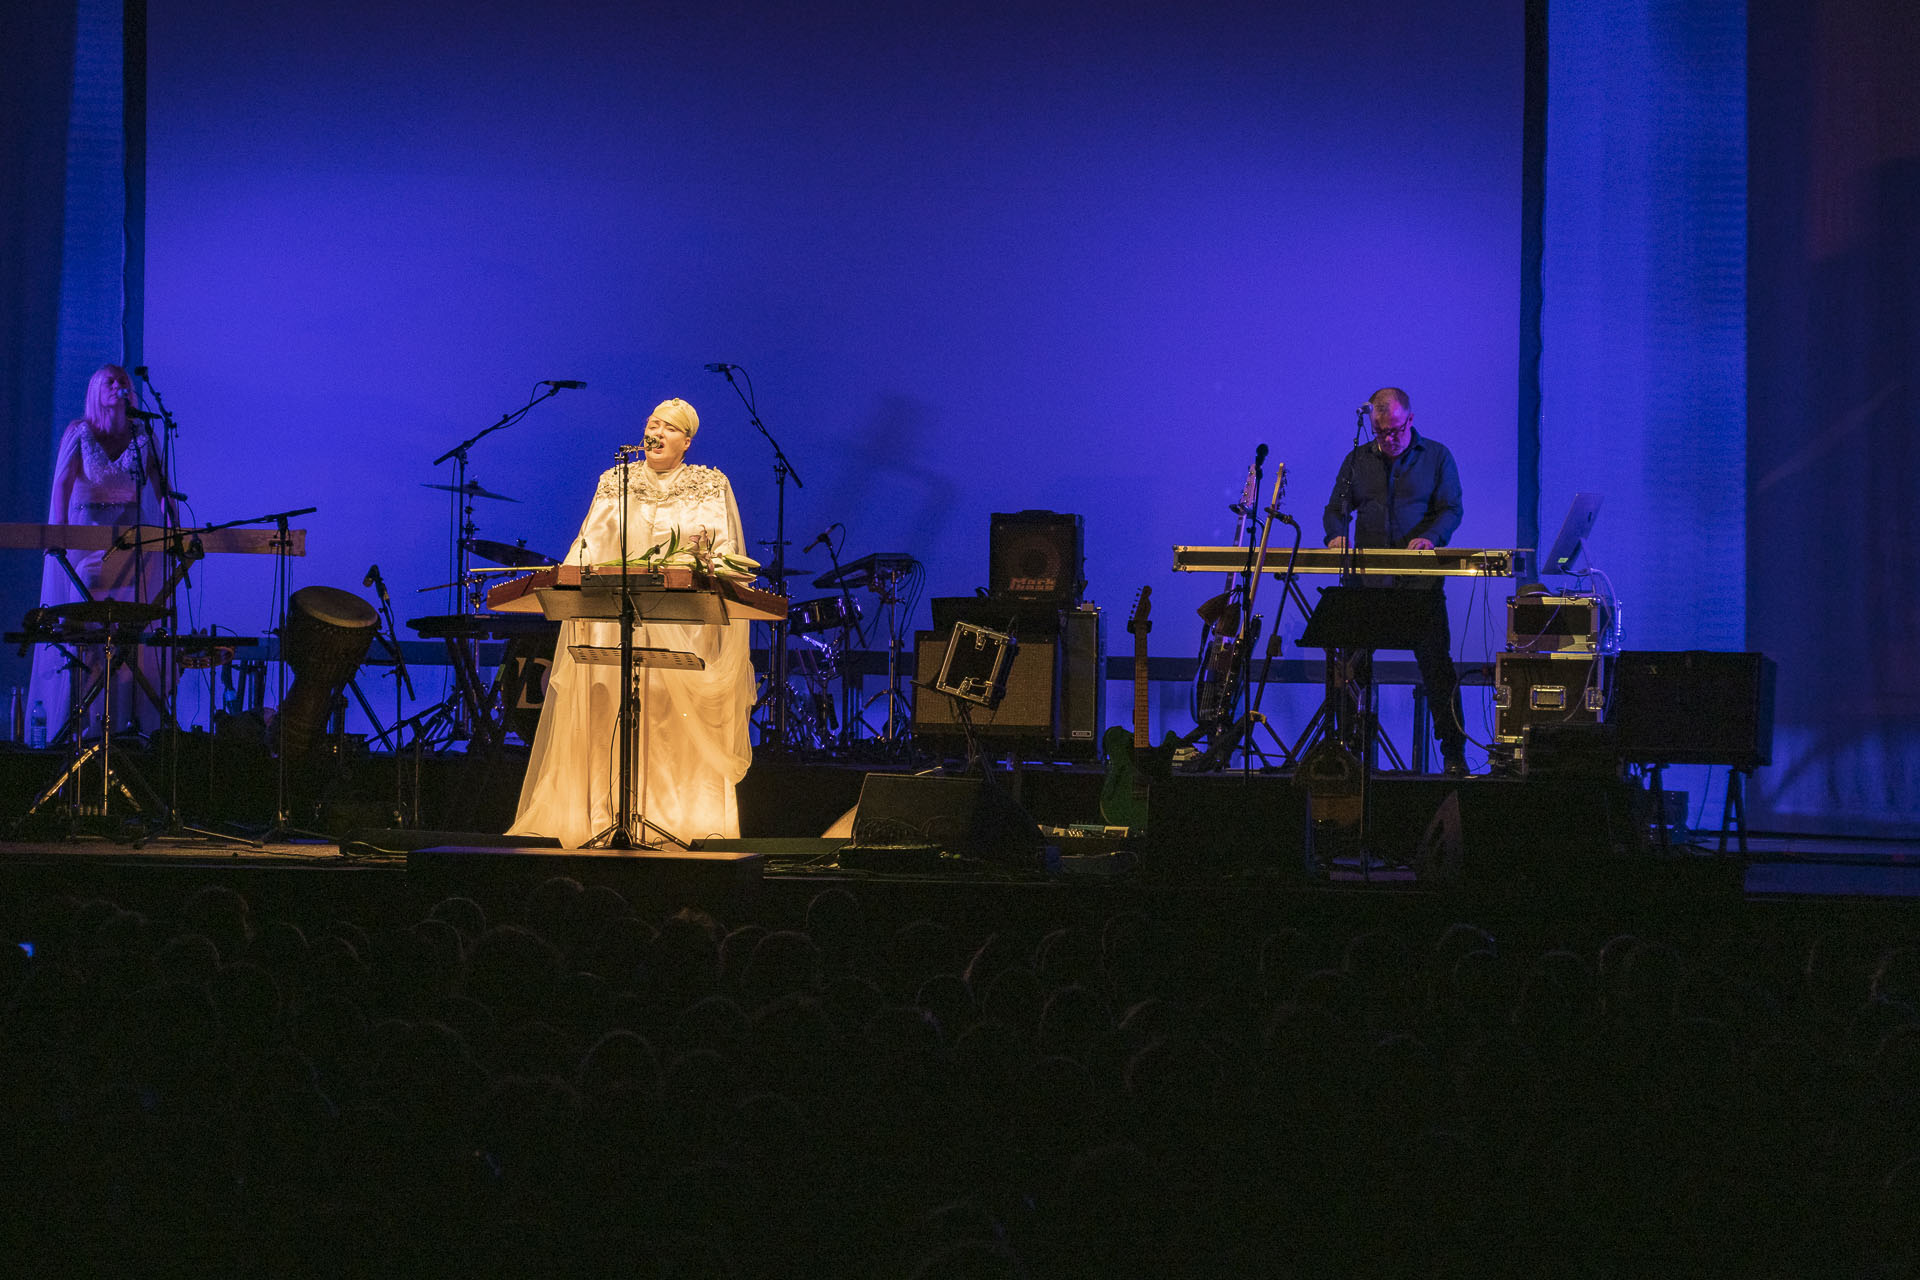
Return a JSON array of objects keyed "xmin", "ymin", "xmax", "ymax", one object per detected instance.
[
  {"xmin": 133, "ymin": 366, "xmax": 149, "ymax": 380},
  {"xmin": 1254, "ymin": 443, "xmax": 1269, "ymax": 468},
  {"xmin": 703, "ymin": 362, "xmax": 733, "ymax": 373},
  {"xmin": 542, "ymin": 380, "xmax": 586, "ymax": 390},
  {"xmin": 363, "ymin": 564, "xmax": 391, "ymax": 608},
  {"xmin": 802, "ymin": 527, "xmax": 834, "ymax": 553},
  {"xmin": 1357, "ymin": 403, "xmax": 1373, "ymax": 416}
]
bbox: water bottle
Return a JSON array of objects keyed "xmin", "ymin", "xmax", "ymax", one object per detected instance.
[
  {"xmin": 28, "ymin": 700, "xmax": 48, "ymax": 749},
  {"xmin": 6, "ymin": 687, "xmax": 21, "ymax": 742}
]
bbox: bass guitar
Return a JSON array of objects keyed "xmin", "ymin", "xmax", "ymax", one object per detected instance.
[{"xmin": 1100, "ymin": 587, "xmax": 1178, "ymax": 829}]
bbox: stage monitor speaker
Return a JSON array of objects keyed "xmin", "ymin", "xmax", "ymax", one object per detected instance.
[
  {"xmin": 913, "ymin": 608, "xmax": 1104, "ymax": 757},
  {"xmin": 1611, "ymin": 650, "xmax": 1777, "ymax": 769},
  {"xmin": 990, "ymin": 510, "xmax": 1084, "ymax": 603},
  {"xmin": 848, "ymin": 772, "xmax": 1044, "ymax": 867}
]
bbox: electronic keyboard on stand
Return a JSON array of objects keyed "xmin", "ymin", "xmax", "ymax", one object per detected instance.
[{"xmin": 1173, "ymin": 546, "xmax": 1527, "ymax": 578}]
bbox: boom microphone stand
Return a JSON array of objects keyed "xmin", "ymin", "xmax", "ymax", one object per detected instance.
[
  {"xmin": 431, "ymin": 381, "xmax": 579, "ymax": 740},
  {"xmin": 706, "ymin": 363, "xmax": 804, "ymax": 749}
]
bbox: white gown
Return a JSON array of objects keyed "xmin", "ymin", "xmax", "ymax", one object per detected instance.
[{"xmin": 507, "ymin": 461, "xmax": 756, "ymax": 848}]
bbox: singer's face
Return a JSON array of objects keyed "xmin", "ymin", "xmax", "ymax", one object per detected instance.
[
  {"xmin": 1371, "ymin": 401, "xmax": 1413, "ymax": 458},
  {"xmin": 643, "ymin": 416, "xmax": 691, "ymax": 469}
]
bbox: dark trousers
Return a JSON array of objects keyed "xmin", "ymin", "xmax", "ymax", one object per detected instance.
[
  {"xmin": 1338, "ymin": 583, "xmax": 1465, "ymax": 761},
  {"xmin": 1411, "ymin": 593, "xmax": 1466, "ymax": 756}
]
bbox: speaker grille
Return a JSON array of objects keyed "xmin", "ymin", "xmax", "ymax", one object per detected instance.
[{"xmin": 914, "ymin": 633, "xmax": 1056, "ymax": 736}]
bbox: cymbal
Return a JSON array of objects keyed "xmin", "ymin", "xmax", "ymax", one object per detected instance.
[
  {"xmin": 424, "ymin": 481, "xmax": 520, "ymax": 502},
  {"xmin": 470, "ymin": 537, "xmax": 554, "ymax": 567},
  {"xmin": 51, "ymin": 600, "xmax": 169, "ymax": 627}
]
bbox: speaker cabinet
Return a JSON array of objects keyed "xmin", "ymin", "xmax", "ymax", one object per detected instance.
[
  {"xmin": 913, "ymin": 607, "xmax": 1103, "ymax": 758},
  {"xmin": 1056, "ymin": 607, "xmax": 1105, "ymax": 751},
  {"xmin": 1611, "ymin": 650, "xmax": 1777, "ymax": 769},
  {"xmin": 915, "ymin": 632, "xmax": 1058, "ymax": 739},
  {"xmin": 989, "ymin": 510, "xmax": 1084, "ymax": 603}
]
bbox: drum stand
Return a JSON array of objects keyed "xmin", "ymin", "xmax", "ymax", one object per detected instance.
[{"xmin": 258, "ymin": 510, "xmax": 333, "ymax": 844}]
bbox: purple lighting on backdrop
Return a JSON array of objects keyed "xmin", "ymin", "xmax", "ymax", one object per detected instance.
[{"xmin": 144, "ymin": 0, "xmax": 1521, "ymax": 740}]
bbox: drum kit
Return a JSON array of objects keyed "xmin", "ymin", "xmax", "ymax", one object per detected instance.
[{"xmin": 761, "ymin": 550, "xmax": 922, "ymax": 755}]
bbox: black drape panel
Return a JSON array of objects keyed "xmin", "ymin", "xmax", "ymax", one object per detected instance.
[
  {"xmin": 1750, "ymin": 0, "xmax": 1920, "ymax": 834},
  {"xmin": 0, "ymin": 0, "xmax": 80, "ymax": 697}
]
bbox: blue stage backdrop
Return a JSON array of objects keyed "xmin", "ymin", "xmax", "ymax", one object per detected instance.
[{"xmin": 139, "ymin": 0, "xmax": 1522, "ymax": 746}]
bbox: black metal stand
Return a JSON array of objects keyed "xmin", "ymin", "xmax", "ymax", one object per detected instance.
[
  {"xmin": 1297, "ymin": 583, "xmax": 1444, "ymax": 876},
  {"xmin": 709, "ymin": 364, "xmax": 805, "ymax": 750},
  {"xmin": 20, "ymin": 627, "xmax": 157, "ymax": 839},
  {"xmin": 250, "ymin": 509, "xmax": 331, "ymax": 844}
]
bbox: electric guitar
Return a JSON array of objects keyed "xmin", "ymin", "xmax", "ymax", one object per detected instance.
[
  {"xmin": 1100, "ymin": 587, "xmax": 1178, "ymax": 829},
  {"xmin": 1193, "ymin": 463, "xmax": 1258, "ymax": 723},
  {"xmin": 1194, "ymin": 464, "xmax": 1288, "ymax": 727}
]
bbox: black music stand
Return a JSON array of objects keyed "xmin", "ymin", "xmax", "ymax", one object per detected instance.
[
  {"xmin": 536, "ymin": 571, "xmax": 716, "ymax": 850},
  {"xmin": 1298, "ymin": 584, "xmax": 1444, "ymax": 875}
]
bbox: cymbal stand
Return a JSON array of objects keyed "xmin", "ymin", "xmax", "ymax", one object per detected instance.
[
  {"xmin": 816, "ymin": 527, "xmax": 865, "ymax": 750},
  {"xmin": 857, "ymin": 565, "xmax": 914, "ymax": 747},
  {"xmin": 709, "ymin": 364, "xmax": 805, "ymax": 750}
]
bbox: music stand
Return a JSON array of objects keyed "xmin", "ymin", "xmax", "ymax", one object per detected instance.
[
  {"xmin": 1298, "ymin": 584, "xmax": 1445, "ymax": 874},
  {"xmin": 536, "ymin": 571, "xmax": 714, "ymax": 850}
]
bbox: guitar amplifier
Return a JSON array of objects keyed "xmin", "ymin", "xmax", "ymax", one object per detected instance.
[
  {"xmin": 912, "ymin": 606, "xmax": 1103, "ymax": 757},
  {"xmin": 989, "ymin": 511, "xmax": 1085, "ymax": 603}
]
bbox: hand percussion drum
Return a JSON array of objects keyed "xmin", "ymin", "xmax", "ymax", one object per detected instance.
[
  {"xmin": 787, "ymin": 595, "xmax": 861, "ymax": 635},
  {"xmin": 278, "ymin": 585, "xmax": 378, "ymax": 756}
]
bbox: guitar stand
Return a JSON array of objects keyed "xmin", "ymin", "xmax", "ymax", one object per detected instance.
[{"xmin": 1187, "ymin": 707, "xmax": 1293, "ymax": 772}]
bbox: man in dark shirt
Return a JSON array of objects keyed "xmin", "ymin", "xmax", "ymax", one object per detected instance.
[{"xmin": 1321, "ymin": 386, "xmax": 1469, "ymax": 776}]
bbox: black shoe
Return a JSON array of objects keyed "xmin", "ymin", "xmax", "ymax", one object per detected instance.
[{"xmin": 1442, "ymin": 749, "xmax": 1469, "ymax": 779}]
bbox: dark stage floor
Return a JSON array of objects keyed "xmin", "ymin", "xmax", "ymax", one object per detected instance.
[{"xmin": 4, "ymin": 741, "xmax": 1916, "ymax": 942}]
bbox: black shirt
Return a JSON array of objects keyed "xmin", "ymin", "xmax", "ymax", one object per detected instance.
[{"xmin": 1321, "ymin": 430, "xmax": 1464, "ymax": 549}]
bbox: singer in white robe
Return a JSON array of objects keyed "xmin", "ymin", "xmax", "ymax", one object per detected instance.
[{"xmin": 508, "ymin": 398, "xmax": 756, "ymax": 848}]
